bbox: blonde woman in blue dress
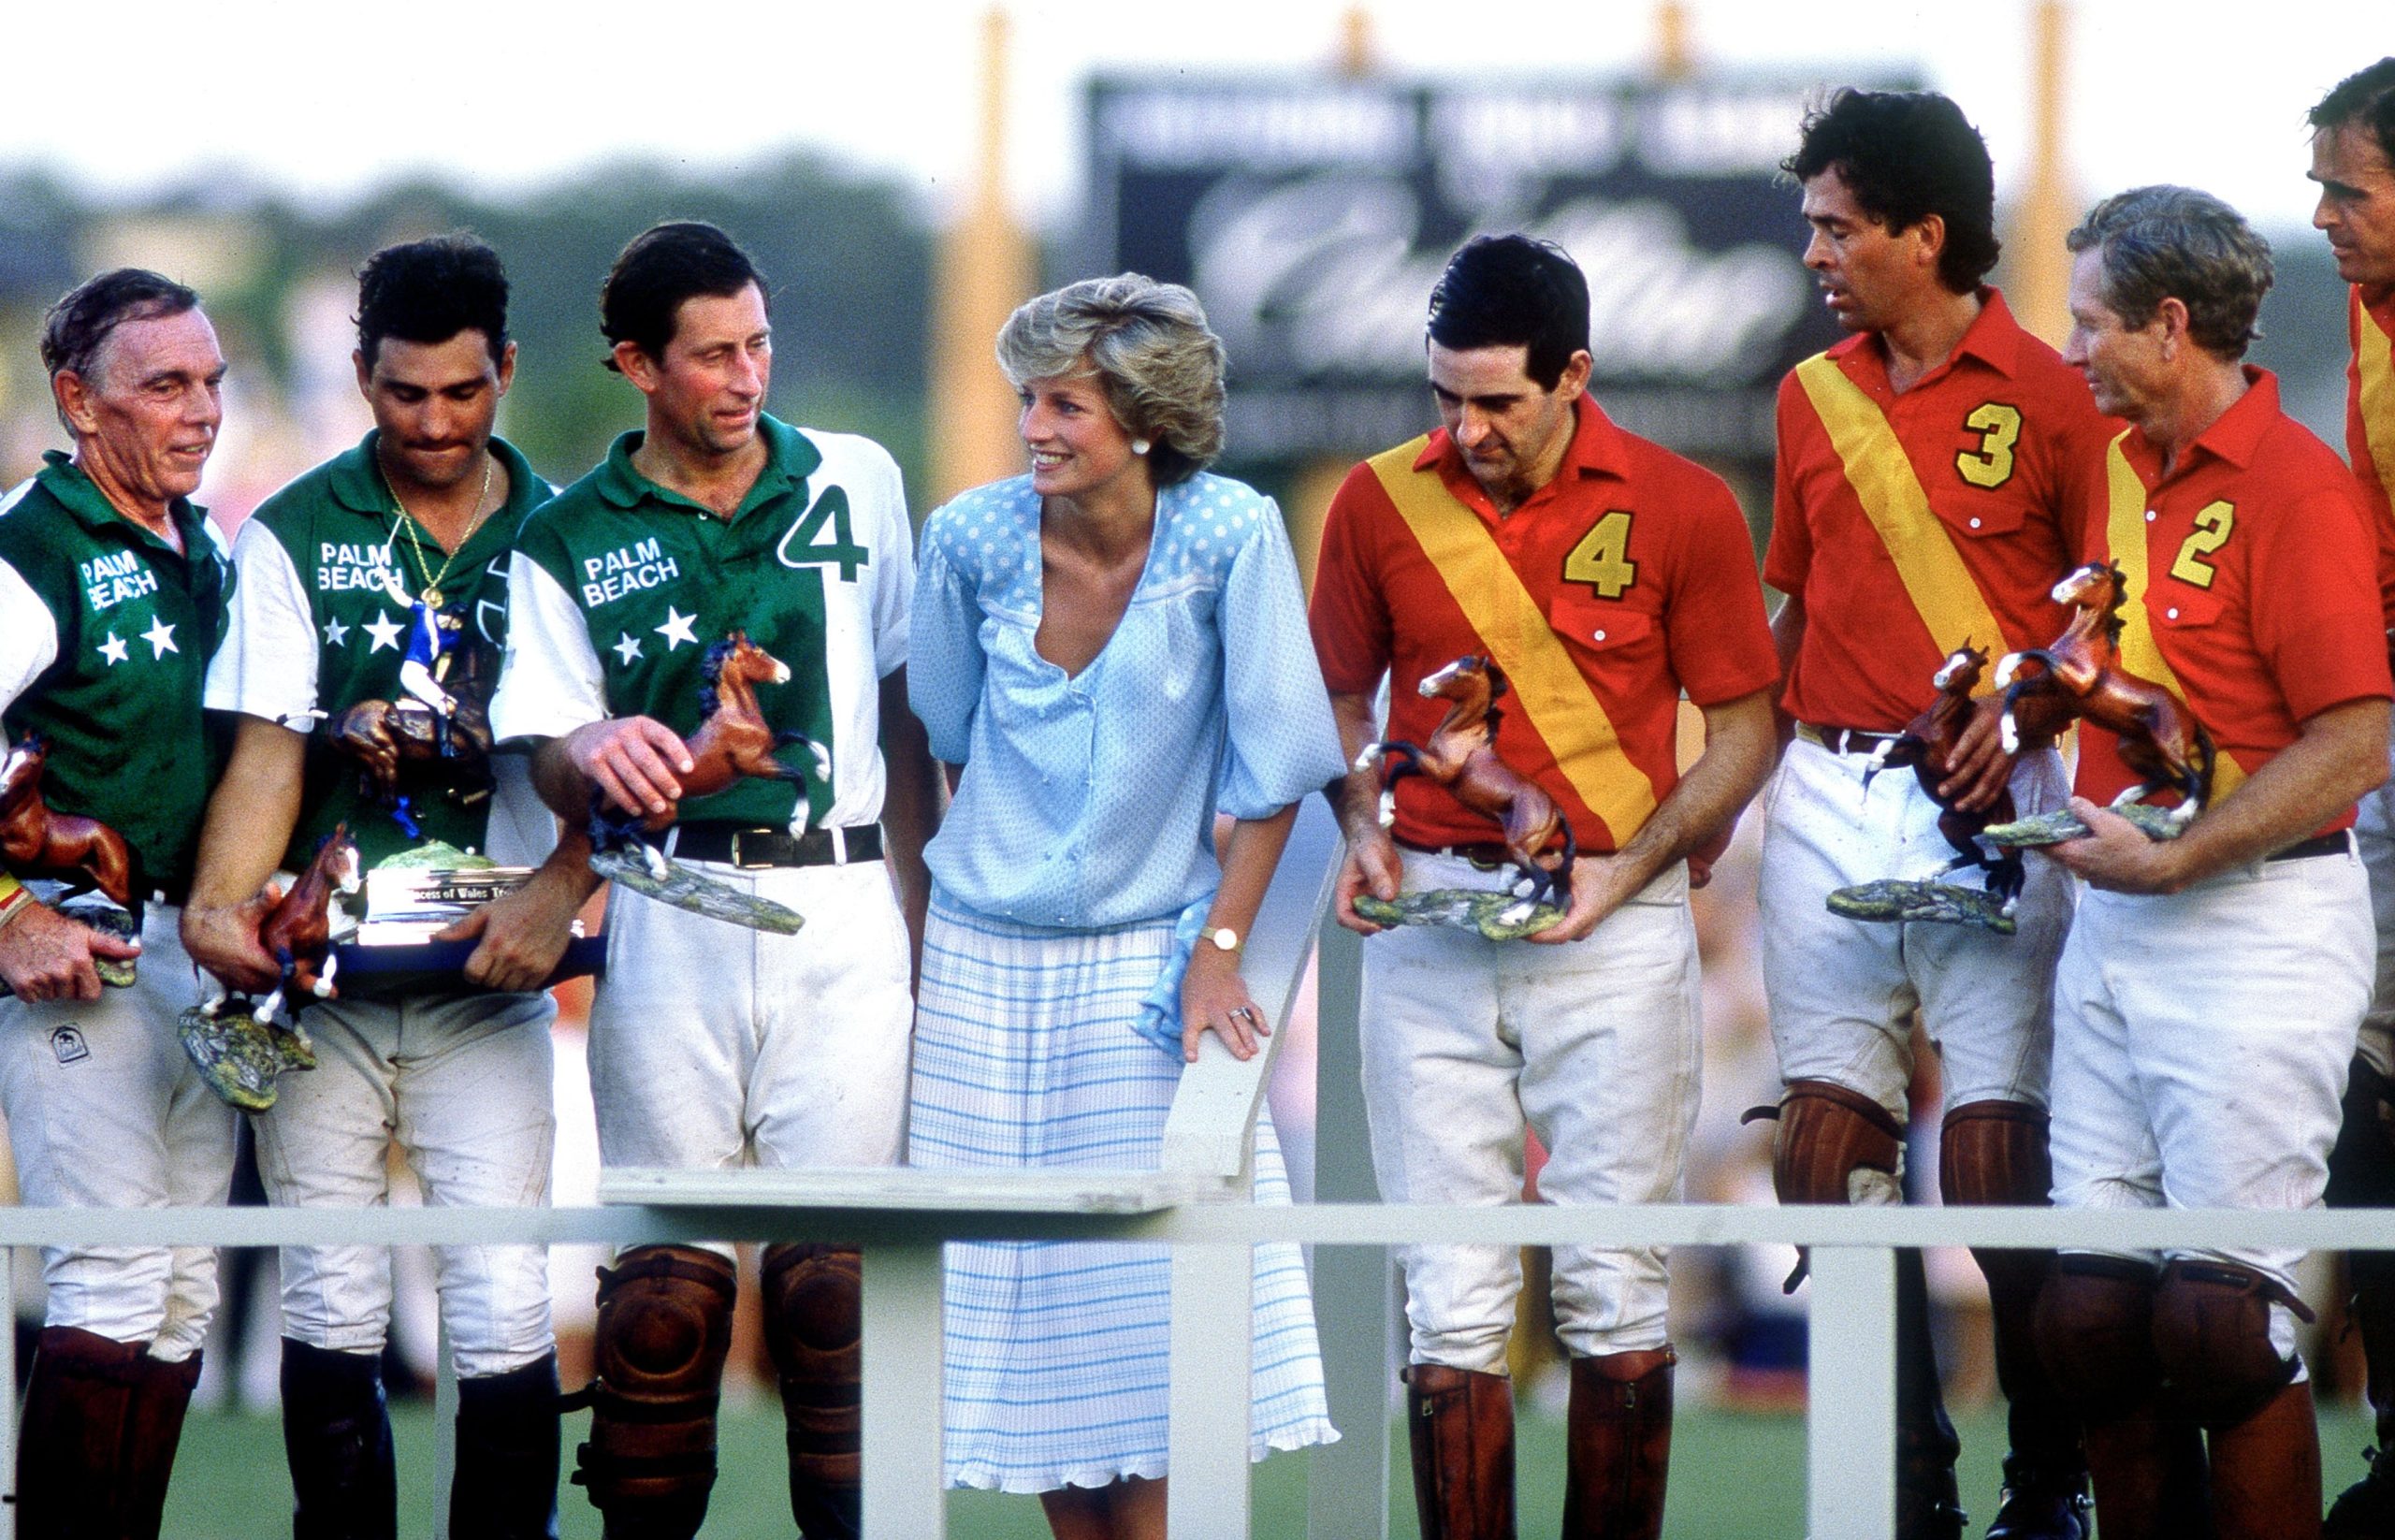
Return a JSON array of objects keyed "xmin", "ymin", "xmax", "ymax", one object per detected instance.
[{"xmin": 908, "ymin": 274, "xmax": 1343, "ymax": 1538}]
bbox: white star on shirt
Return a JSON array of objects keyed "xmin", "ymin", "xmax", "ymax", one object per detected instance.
[
  {"xmin": 654, "ymin": 606, "xmax": 698, "ymax": 650},
  {"xmin": 323, "ymin": 616, "xmax": 350, "ymax": 647},
  {"xmin": 362, "ymin": 609, "xmax": 405, "ymax": 653},
  {"xmin": 95, "ymin": 632, "xmax": 129, "ymax": 666},
  {"xmin": 613, "ymin": 632, "xmax": 644, "ymax": 666},
  {"xmin": 140, "ymin": 616, "xmax": 178, "ymax": 659}
]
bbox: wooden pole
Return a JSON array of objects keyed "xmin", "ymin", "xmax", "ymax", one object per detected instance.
[
  {"xmin": 1653, "ymin": 0, "xmax": 1695, "ymax": 81},
  {"xmin": 929, "ymin": 7, "xmax": 1037, "ymax": 504},
  {"xmin": 2012, "ymin": 0, "xmax": 2075, "ymax": 348}
]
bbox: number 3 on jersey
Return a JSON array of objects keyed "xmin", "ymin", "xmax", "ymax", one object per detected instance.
[
  {"xmin": 777, "ymin": 487, "xmax": 870, "ymax": 582},
  {"xmin": 1955, "ymin": 402, "xmax": 2022, "ymax": 488},
  {"xmin": 1563, "ymin": 510, "xmax": 1636, "ymax": 599}
]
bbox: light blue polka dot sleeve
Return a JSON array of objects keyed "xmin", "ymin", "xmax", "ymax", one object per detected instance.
[
  {"xmin": 1219, "ymin": 496, "xmax": 1347, "ymax": 821},
  {"xmin": 907, "ymin": 514, "xmax": 983, "ymax": 766}
]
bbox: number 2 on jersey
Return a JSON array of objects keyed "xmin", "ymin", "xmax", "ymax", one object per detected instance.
[
  {"xmin": 1954, "ymin": 402, "xmax": 2022, "ymax": 488},
  {"xmin": 777, "ymin": 487, "xmax": 870, "ymax": 582},
  {"xmin": 2167, "ymin": 500, "xmax": 2235, "ymax": 588},
  {"xmin": 1563, "ymin": 510, "xmax": 1637, "ymax": 599}
]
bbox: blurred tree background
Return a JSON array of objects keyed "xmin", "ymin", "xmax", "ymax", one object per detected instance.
[{"xmin": 0, "ymin": 153, "xmax": 934, "ymax": 513}]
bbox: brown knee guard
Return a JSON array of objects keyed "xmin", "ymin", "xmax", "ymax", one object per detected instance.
[
  {"xmin": 571, "ymin": 1244, "xmax": 737, "ymax": 1539},
  {"xmin": 762, "ymin": 1242, "xmax": 861, "ymax": 1540},
  {"xmin": 1770, "ymin": 1081, "xmax": 1906, "ymax": 1208},
  {"xmin": 2150, "ymin": 1259, "xmax": 2312, "ymax": 1431},
  {"xmin": 1940, "ymin": 1100, "xmax": 2077, "ymax": 1472},
  {"xmin": 2035, "ymin": 1255, "xmax": 2206, "ymax": 1540},
  {"xmin": 122, "ymin": 1351, "xmax": 204, "ymax": 1540},
  {"xmin": 1403, "ymin": 1364, "xmax": 1516, "ymax": 1540},
  {"xmin": 1562, "ymin": 1348, "xmax": 1673, "ymax": 1540}
]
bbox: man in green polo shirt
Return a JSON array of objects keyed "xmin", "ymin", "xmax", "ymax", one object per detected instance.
[
  {"xmin": 491, "ymin": 221, "xmax": 938, "ymax": 1540},
  {"xmin": 182, "ymin": 238, "xmax": 584, "ymax": 1540},
  {"xmin": 0, "ymin": 268, "xmax": 240, "ymax": 1539}
]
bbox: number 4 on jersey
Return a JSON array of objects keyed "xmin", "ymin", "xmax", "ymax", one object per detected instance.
[
  {"xmin": 1564, "ymin": 510, "xmax": 1637, "ymax": 599},
  {"xmin": 777, "ymin": 487, "xmax": 870, "ymax": 582}
]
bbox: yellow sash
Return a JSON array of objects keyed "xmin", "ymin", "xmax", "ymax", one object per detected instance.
[
  {"xmin": 2101, "ymin": 434, "xmax": 2248, "ymax": 797},
  {"xmin": 1793, "ymin": 354, "xmax": 2010, "ymax": 671},
  {"xmin": 2357, "ymin": 292, "xmax": 2395, "ymax": 515},
  {"xmin": 1369, "ymin": 440, "xmax": 1659, "ymax": 840}
]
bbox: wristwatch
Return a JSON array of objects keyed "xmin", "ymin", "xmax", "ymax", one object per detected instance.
[{"xmin": 1205, "ymin": 926, "xmax": 1242, "ymax": 955}]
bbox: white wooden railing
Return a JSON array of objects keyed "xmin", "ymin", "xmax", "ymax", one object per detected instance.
[{"xmin": 2, "ymin": 799, "xmax": 2387, "ymax": 1539}]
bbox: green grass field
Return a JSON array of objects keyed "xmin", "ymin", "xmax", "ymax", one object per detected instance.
[{"xmin": 160, "ymin": 1401, "xmax": 2380, "ymax": 1537}]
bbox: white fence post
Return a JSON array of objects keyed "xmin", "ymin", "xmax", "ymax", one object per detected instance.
[
  {"xmin": 1168, "ymin": 1241, "xmax": 1256, "ymax": 1539},
  {"xmin": 862, "ymin": 1241, "xmax": 947, "ymax": 1540},
  {"xmin": 1807, "ymin": 1244, "xmax": 1896, "ymax": 1540},
  {"xmin": 1307, "ymin": 908, "xmax": 1391, "ymax": 1540}
]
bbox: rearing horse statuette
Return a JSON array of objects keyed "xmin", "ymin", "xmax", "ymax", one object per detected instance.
[{"xmin": 1354, "ymin": 655, "xmax": 1576, "ymax": 926}]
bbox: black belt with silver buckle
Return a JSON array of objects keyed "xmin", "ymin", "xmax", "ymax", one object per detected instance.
[
  {"xmin": 2265, "ymin": 830, "xmax": 2352, "ymax": 864},
  {"xmin": 671, "ymin": 822, "xmax": 882, "ymax": 869},
  {"xmin": 1796, "ymin": 721, "xmax": 1905, "ymax": 756}
]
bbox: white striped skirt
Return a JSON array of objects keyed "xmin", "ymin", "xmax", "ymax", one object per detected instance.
[{"xmin": 907, "ymin": 894, "xmax": 1338, "ymax": 1493}]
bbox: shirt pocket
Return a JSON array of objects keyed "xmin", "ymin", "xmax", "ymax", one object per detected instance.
[
  {"xmin": 1546, "ymin": 590, "xmax": 1658, "ymax": 667},
  {"xmin": 2145, "ymin": 582, "xmax": 2225, "ymax": 632},
  {"xmin": 1932, "ymin": 499, "xmax": 2026, "ymax": 541}
]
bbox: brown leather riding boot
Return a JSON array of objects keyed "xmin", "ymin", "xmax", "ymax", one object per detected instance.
[
  {"xmin": 121, "ymin": 1351, "xmax": 205, "ymax": 1540},
  {"xmin": 16, "ymin": 1326, "xmax": 146, "ymax": 1538},
  {"xmin": 2082, "ymin": 1396, "xmax": 2212, "ymax": 1540},
  {"xmin": 1561, "ymin": 1347, "xmax": 1674, "ymax": 1540},
  {"xmin": 2208, "ymin": 1378, "xmax": 2322, "ymax": 1540},
  {"xmin": 1404, "ymin": 1364, "xmax": 1517, "ymax": 1540}
]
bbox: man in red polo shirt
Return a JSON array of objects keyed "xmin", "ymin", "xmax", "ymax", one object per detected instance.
[
  {"xmin": 2309, "ymin": 56, "xmax": 2395, "ymax": 1537},
  {"xmin": 2033, "ymin": 184, "xmax": 2391, "ymax": 1540},
  {"xmin": 1760, "ymin": 87, "xmax": 2115, "ymax": 1539},
  {"xmin": 1313, "ymin": 233, "xmax": 1778, "ymax": 1539}
]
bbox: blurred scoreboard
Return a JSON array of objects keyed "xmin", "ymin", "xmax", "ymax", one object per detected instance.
[{"xmin": 1084, "ymin": 71, "xmax": 1913, "ymax": 471}]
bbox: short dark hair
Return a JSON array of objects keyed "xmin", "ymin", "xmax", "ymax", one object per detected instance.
[
  {"xmin": 600, "ymin": 221, "xmax": 767, "ymax": 372},
  {"xmin": 2312, "ymin": 58, "xmax": 2395, "ymax": 167},
  {"xmin": 2067, "ymin": 185, "xmax": 2273, "ymax": 361},
  {"xmin": 355, "ymin": 236, "xmax": 510, "ymax": 369},
  {"xmin": 1425, "ymin": 235, "xmax": 1589, "ymax": 391},
  {"xmin": 40, "ymin": 268, "xmax": 200, "ymax": 385},
  {"xmin": 1784, "ymin": 89, "xmax": 2001, "ymax": 294}
]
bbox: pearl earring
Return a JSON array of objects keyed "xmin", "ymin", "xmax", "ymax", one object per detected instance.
[{"xmin": 1131, "ymin": 437, "xmax": 1152, "ymax": 456}]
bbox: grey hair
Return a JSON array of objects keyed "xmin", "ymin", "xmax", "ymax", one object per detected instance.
[
  {"xmin": 994, "ymin": 274, "xmax": 1227, "ymax": 485},
  {"xmin": 39, "ymin": 269, "xmax": 202, "ymax": 431},
  {"xmin": 2065, "ymin": 185, "xmax": 2273, "ymax": 360}
]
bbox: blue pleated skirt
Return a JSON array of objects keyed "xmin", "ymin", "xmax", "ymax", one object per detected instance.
[{"xmin": 907, "ymin": 894, "xmax": 1338, "ymax": 1492}]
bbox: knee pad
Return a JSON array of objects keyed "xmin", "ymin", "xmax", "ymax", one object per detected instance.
[
  {"xmin": 1769, "ymin": 1080, "xmax": 1906, "ymax": 1207},
  {"xmin": 1940, "ymin": 1099, "xmax": 2054, "ymax": 1299},
  {"xmin": 572, "ymin": 1245, "xmax": 737, "ymax": 1524},
  {"xmin": 762, "ymin": 1243, "xmax": 863, "ymax": 1533},
  {"xmin": 2149, "ymin": 1259, "xmax": 2307, "ymax": 1431},
  {"xmin": 2035, "ymin": 1254, "xmax": 2161, "ymax": 1419},
  {"xmin": 1938, "ymin": 1099, "xmax": 2052, "ymax": 1208}
]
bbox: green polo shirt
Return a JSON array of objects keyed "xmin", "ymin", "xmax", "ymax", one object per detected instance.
[
  {"xmin": 209, "ymin": 432, "xmax": 549, "ymax": 871},
  {"xmin": 0, "ymin": 453, "xmax": 231, "ymax": 894},
  {"xmin": 510, "ymin": 417, "xmax": 847, "ymax": 829}
]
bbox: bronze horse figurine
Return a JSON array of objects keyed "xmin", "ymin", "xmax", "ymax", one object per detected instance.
[
  {"xmin": 591, "ymin": 631, "xmax": 833, "ymax": 876},
  {"xmin": 196, "ymin": 823, "xmax": 362, "ymax": 1033},
  {"xmin": 1354, "ymin": 655, "xmax": 1575, "ymax": 924},
  {"xmin": 1995, "ymin": 562, "xmax": 2215, "ymax": 826},
  {"xmin": 1860, "ymin": 647, "xmax": 2025, "ymax": 907},
  {"xmin": 0, "ymin": 735, "xmax": 134, "ymax": 907}
]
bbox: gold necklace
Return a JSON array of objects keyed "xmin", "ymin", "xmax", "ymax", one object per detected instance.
[{"xmin": 382, "ymin": 451, "xmax": 494, "ymax": 609}]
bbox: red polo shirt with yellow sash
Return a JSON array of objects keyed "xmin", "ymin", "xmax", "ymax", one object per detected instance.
[
  {"xmin": 2074, "ymin": 369, "xmax": 2390, "ymax": 828},
  {"xmin": 1766, "ymin": 288, "xmax": 2117, "ymax": 733},
  {"xmin": 1310, "ymin": 398, "xmax": 1778, "ymax": 855}
]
